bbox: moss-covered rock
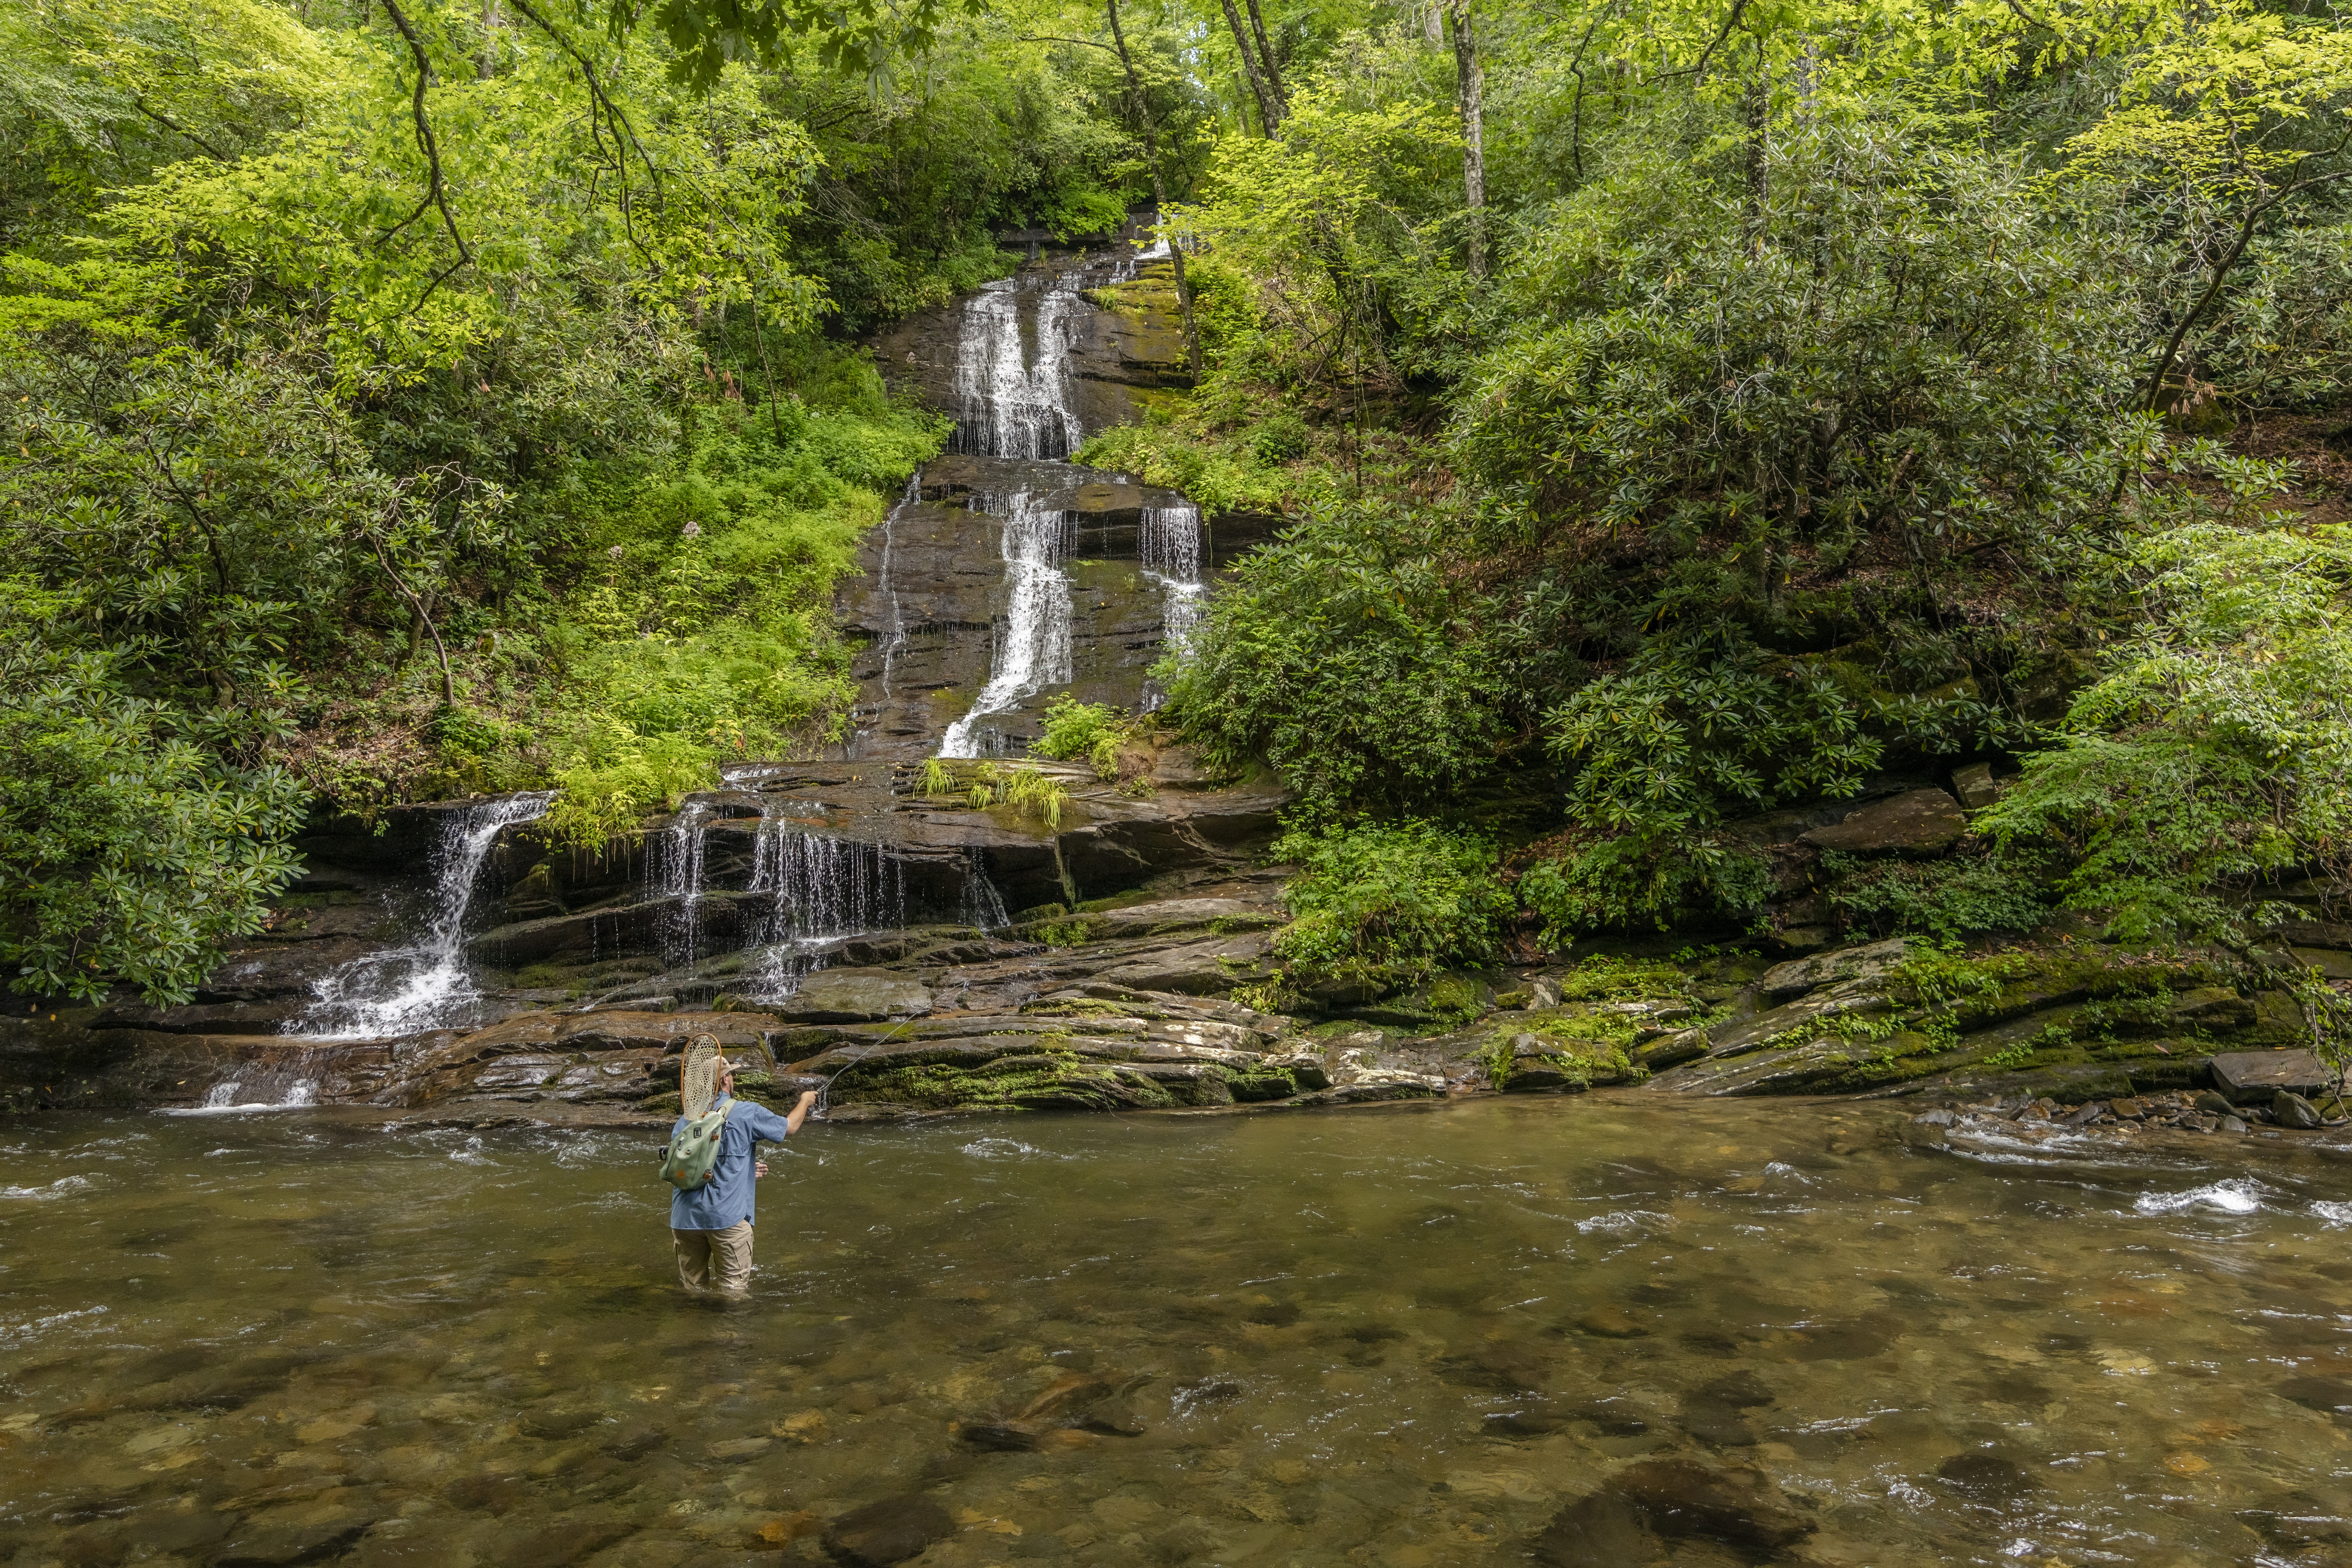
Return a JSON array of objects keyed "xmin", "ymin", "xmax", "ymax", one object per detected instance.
[{"xmin": 830, "ymin": 1047, "xmax": 1242, "ymax": 1112}]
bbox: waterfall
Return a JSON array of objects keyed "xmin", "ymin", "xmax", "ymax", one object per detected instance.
[
  {"xmin": 949, "ymin": 276, "xmax": 1081, "ymax": 459},
  {"xmin": 938, "ymin": 490, "xmax": 1076, "ymax": 758},
  {"xmin": 961, "ymin": 846, "xmax": 1012, "ymax": 931},
  {"xmin": 743, "ymin": 812, "xmax": 907, "ymax": 998},
  {"xmin": 876, "ymin": 474, "xmax": 919, "ymax": 698},
  {"xmin": 166, "ymin": 1068, "xmax": 322, "ymax": 1116},
  {"xmin": 1139, "ymin": 500, "xmax": 1207, "ymax": 649},
  {"xmin": 291, "ymin": 793, "xmax": 553, "ymax": 1040},
  {"xmin": 651, "ymin": 800, "xmax": 710, "ymax": 967}
]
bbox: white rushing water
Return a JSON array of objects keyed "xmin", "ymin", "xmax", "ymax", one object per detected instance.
[
  {"xmin": 875, "ymin": 473, "xmax": 919, "ymax": 699},
  {"xmin": 939, "ymin": 489, "xmax": 1076, "ymax": 758},
  {"xmin": 291, "ymin": 792, "xmax": 553, "ymax": 1039},
  {"xmin": 960, "ymin": 845, "xmax": 1012, "ymax": 930},
  {"xmin": 743, "ymin": 810, "xmax": 907, "ymax": 997},
  {"xmin": 1139, "ymin": 499, "xmax": 1207, "ymax": 649},
  {"xmin": 951, "ymin": 275, "xmax": 1082, "ymax": 459},
  {"xmin": 164, "ymin": 1078, "xmax": 320, "ymax": 1116},
  {"xmin": 651, "ymin": 799, "xmax": 710, "ymax": 968}
]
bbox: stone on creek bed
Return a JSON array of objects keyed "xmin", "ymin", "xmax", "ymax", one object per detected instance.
[
  {"xmin": 824, "ymin": 1496, "xmax": 957, "ymax": 1568},
  {"xmin": 2211, "ymin": 1048, "xmax": 2332, "ymax": 1104},
  {"xmin": 790, "ymin": 1028, "xmax": 1276, "ymax": 1113},
  {"xmin": 1530, "ymin": 1458, "xmax": 1816, "ymax": 1567},
  {"xmin": 1754, "ymin": 937, "xmax": 1911, "ymax": 1001}
]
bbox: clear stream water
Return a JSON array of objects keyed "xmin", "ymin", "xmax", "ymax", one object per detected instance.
[{"xmin": 3, "ymin": 1098, "xmax": 2349, "ymax": 1566}]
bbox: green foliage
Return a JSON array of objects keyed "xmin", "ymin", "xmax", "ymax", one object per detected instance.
[
  {"xmin": 1979, "ymin": 518, "xmax": 2352, "ymax": 941},
  {"xmin": 1551, "ymin": 954, "xmax": 1699, "ymax": 1003},
  {"xmin": 541, "ymin": 721, "xmax": 723, "ymax": 848},
  {"xmin": 1270, "ymin": 819, "xmax": 1512, "ymax": 995},
  {"xmin": 1031, "ymin": 695, "xmax": 1132, "ymax": 778},
  {"xmin": 1072, "ymin": 421, "xmax": 1307, "ymax": 516},
  {"xmin": 913, "ymin": 759, "xmax": 1071, "ymax": 828},
  {"xmin": 1458, "ymin": 119, "xmax": 2142, "ymax": 647},
  {"xmin": 1517, "ymin": 828, "xmax": 1774, "ymax": 940},
  {"xmin": 1820, "ymin": 848, "xmax": 2056, "ymax": 942},
  {"xmin": 1161, "ymin": 501, "xmax": 1505, "ymax": 815},
  {"xmin": 0, "ymin": 584, "xmax": 308, "ymax": 1002},
  {"xmin": 1550, "ymin": 643, "xmax": 1881, "ymax": 838}
]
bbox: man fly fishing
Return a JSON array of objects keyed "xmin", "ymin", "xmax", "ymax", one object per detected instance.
[{"xmin": 659, "ymin": 1037, "xmax": 818, "ymax": 1297}]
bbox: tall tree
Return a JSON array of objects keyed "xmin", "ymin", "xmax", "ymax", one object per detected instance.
[
  {"xmin": 1244, "ymin": 0, "xmax": 1286, "ymax": 118},
  {"xmin": 1218, "ymin": 0, "xmax": 1284, "ymax": 135},
  {"xmin": 1450, "ymin": 0, "xmax": 1485, "ymax": 277}
]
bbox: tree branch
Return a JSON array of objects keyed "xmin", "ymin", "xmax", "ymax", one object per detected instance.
[
  {"xmin": 1652, "ymin": 0, "xmax": 1749, "ymax": 84},
  {"xmin": 1017, "ymin": 32, "xmax": 1121, "ymax": 55},
  {"xmin": 2139, "ymin": 152, "xmax": 2352, "ymax": 413},
  {"xmin": 1566, "ymin": 0, "xmax": 1622, "ymax": 181},
  {"xmin": 368, "ymin": 505, "xmax": 458, "ymax": 707},
  {"xmin": 377, "ymin": 0, "xmax": 474, "ymax": 312},
  {"xmin": 505, "ymin": 0, "xmax": 668, "ymax": 271},
  {"xmin": 132, "ymin": 98, "xmax": 228, "ymax": 161}
]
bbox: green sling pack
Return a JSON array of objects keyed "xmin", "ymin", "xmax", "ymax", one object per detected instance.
[{"xmin": 658, "ymin": 1099, "xmax": 737, "ymax": 1191}]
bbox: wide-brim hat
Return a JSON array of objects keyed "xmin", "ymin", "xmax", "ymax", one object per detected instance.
[{"xmin": 680, "ymin": 1035, "xmax": 725, "ymax": 1118}]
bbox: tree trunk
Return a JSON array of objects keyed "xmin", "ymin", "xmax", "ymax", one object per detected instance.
[
  {"xmin": 1219, "ymin": 0, "xmax": 1283, "ymax": 136},
  {"xmin": 1450, "ymin": 0, "xmax": 1486, "ymax": 278},
  {"xmin": 1106, "ymin": 0, "xmax": 1202, "ymax": 380},
  {"xmin": 1741, "ymin": 73, "xmax": 1769, "ymax": 239},
  {"xmin": 1244, "ymin": 0, "xmax": 1287, "ymax": 121},
  {"xmin": 476, "ymin": 0, "xmax": 501, "ymax": 78}
]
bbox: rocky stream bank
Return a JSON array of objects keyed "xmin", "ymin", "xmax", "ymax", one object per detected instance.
[{"xmin": 3, "ymin": 240, "xmax": 2344, "ymax": 1141}]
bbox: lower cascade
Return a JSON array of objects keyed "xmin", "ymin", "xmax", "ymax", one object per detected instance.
[{"xmin": 289, "ymin": 792, "xmax": 555, "ymax": 1041}]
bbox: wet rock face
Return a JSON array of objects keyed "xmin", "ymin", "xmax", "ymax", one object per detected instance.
[
  {"xmin": 835, "ymin": 455, "xmax": 1213, "ymax": 760},
  {"xmin": 1642, "ymin": 935, "xmax": 2312, "ymax": 1101},
  {"xmin": 846, "ymin": 247, "xmax": 1277, "ymax": 763}
]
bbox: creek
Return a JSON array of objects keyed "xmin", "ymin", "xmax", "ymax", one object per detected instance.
[{"xmin": 4, "ymin": 1098, "xmax": 2350, "ymax": 1565}]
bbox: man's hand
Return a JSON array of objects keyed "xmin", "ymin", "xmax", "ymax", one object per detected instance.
[
  {"xmin": 784, "ymin": 1087, "xmax": 821, "ymax": 1136},
  {"xmin": 755, "ymin": 1160, "xmax": 770, "ymax": 1178},
  {"xmin": 796, "ymin": 1090, "xmax": 819, "ymax": 1112}
]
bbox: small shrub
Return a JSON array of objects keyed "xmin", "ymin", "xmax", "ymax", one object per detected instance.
[
  {"xmin": 1516, "ymin": 828, "xmax": 1773, "ymax": 939},
  {"xmin": 1271, "ymin": 819, "xmax": 1513, "ymax": 995},
  {"xmin": 1820, "ymin": 847, "xmax": 2055, "ymax": 940},
  {"xmin": 1031, "ymin": 695, "xmax": 1144, "ymax": 781},
  {"xmin": 542, "ymin": 720, "xmax": 713, "ymax": 846},
  {"xmin": 1251, "ymin": 410, "xmax": 1311, "ymax": 464}
]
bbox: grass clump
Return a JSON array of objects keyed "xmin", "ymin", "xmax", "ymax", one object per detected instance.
[{"xmin": 913, "ymin": 758, "xmax": 1072, "ymax": 828}]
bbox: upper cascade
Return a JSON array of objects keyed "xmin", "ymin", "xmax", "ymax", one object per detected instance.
[
  {"xmin": 847, "ymin": 239, "xmax": 1258, "ymax": 760},
  {"xmin": 948, "ymin": 274, "xmax": 1083, "ymax": 459}
]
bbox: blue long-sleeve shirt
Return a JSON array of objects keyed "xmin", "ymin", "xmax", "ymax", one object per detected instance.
[{"xmin": 668, "ymin": 1093, "xmax": 794, "ymax": 1231}]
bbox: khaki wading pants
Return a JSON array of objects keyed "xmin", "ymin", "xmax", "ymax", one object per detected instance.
[{"xmin": 672, "ymin": 1220, "xmax": 755, "ymax": 1295}]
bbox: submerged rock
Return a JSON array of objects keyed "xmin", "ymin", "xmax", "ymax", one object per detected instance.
[
  {"xmin": 1531, "ymin": 1458, "xmax": 1815, "ymax": 1565},
  {"xmin": 822, "ymin": 1496, "xmax": 956, "ymax": 1567}
]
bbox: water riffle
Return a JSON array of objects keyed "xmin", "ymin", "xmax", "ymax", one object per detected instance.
[{"xmin": 4, "ymin": 1098, "xmax": 2348, "ymax": 1564}]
